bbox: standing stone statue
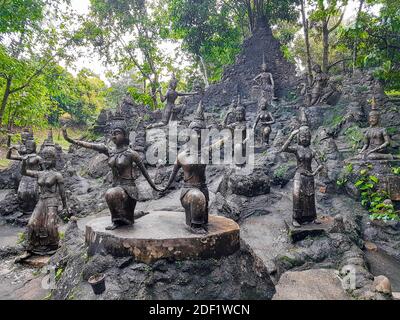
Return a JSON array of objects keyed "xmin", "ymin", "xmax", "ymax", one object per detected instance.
[
  {"xmin": 6, "ymin": 131, "xmax": 41, "ymax": 212},
  {"xmin": 147, "ymin": 74, "xmax": 198, "ymax": 128},
  {"xmin": 351, "ymin": 98, "xmax": 399, "ymax": 161},
  {"xmin": 280, "ymin": 108, "xmax": 323, "ymax": 227},
  {"xmin": 309, "ymin": 64, "xmax": 329, "ymax": 106},
  {"xmin": 161, "ymin": 101, "xmax": 225, "ymax": 234},
  {"xmin": 253, "ymin": 54, "xmax": 276, "ymax": 105},
  {"xmin": 253, "ymin": 99, "xmax": 275, "ymax": 145},
  {"xmin": 63, "ymin": 114, "xmax": 160, "ymax": 230},
  {"xmin": 16, "ymin": 142, "xmax": 67, "ymax": 260}
]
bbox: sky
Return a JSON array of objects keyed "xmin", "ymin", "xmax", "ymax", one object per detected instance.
[{"xmin": 66, "ymin": 0, "xmax": 380, "ymax": 81}]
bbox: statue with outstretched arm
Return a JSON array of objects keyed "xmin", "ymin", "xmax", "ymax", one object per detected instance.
[
  {"xmin": 63, "ymin": 115, "xmax": 161, "ymax": 230},
  {"xmin": 15, "ymin": 142, "xmax": 67, "ymax": 262}
]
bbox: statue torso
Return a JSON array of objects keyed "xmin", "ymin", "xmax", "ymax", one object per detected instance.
[
  {"xmin": 166, "ymin": 89, "xmax": 179, "ymax": 105},
  {"xmin": 178, "ymin": 150, "xmax": 207, "ymax": 186},
  {"xmin": 37, "ymin": 170, "xmax": 59, "ymax": 195},
  {"xmin": 108, "ymin": 148, "xmax": 137, "ymax": 180},
  {"xmin": 366, "ymin": 127, "xmax": 388, "ymax": 150},
  {"xmin": 295, "ymin": 146, "xmax": 314, "ymax": 173}
]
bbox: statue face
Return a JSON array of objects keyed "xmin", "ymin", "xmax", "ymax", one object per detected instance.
[
  {"xmin": 41, "ymin": 147, "xmax": 56, "ymax": 169},
  {"xmin": 112, "ymin": 128, "xmax": 126, "ymax": 146},
  {"xmin": 25, "ymin": 140, "xmax": 36, "ymax": 154},
  {"xmin": 369, "ymin": 114, "xmax": 379, "ymax": 126},
  {"xmin": 169, "ymin": 80, "xmax": 177, "ymax": 90},
  {"xmin": 262, "ymin": 64, "xmax": 267, "ymax": 72},
  {"xmin": 298, "ymin": 128, "xmax": 311, "ymax": 147},
  {"xmin": 313, "ymin": 65, "xmax": 321, "ymax": 73}
]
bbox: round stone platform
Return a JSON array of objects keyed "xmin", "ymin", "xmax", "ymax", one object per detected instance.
[{"xmin": 85, "ymin": 211, "xmax": 240, "ymax": 263}]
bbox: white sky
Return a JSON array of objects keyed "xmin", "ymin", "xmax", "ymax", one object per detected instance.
[{"xmin": 65, "ymin": 0, "xmax": 380, "ymax": 81}]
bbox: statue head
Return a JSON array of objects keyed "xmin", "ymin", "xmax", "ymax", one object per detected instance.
[
  {"xmin": 235, "ymin": 105, "xmax": 246, "ymax": 122},
  {"xmin": 298, "ymin": 107, "xmax": 311, "ymax": 146},
  {"xmin": 260, "ymin": 98, "xmax": 269, "ymax": 111},
  {"xmin": 313, "ymin": 64, "xmax": 322, "ymax": 73},
  {"xmin": 261, "ymin": 53, "xmax": 267, "ymax": 72},
  {"xmin": 189, "ymin": 101, "xmax": 206, "ymax": 148},
  {"xmin": 25, "ymin": 139, "xmax": 37, "ymax": 154},
  {"xmin": 111, "ymin": 113, "xmax": 130, "ymax": 146},
  {"xmin": 169, "ymin": 73, "xmax": 178, "ymax": 90},
  {"xmin": 40, "ymin": 144, "xmax": 57, "ymax": 170},
  {"xmin": 368, "ymin": 97, "xmax": 380, "ymax": 127}
]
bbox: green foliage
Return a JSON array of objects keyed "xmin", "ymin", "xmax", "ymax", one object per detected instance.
[
  {"xmin": 55, "ymin": 267, "xmax": 64, "ymax": 281},
  {"xmin": 392, "ymin": 167, "xmax": 400, "ymax": 175},
  {"xmin": 274, "ymin": 164, "xmax": 289, "ymax": 179},
  {"xmin": 17, "ymin": 232, "xmax": 26, "ymax": 245},
  {"xmin": 344, "ymin": 125, "xmax": 364, "ymax": 151},
  {"xmin": 355, "ymin": 168, "xmax": 399, "ymax": 221}
]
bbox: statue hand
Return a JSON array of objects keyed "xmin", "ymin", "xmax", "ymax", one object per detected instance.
[{"xmin": 291, "ymin": 129, "xmax": 300, "ymax": 137}]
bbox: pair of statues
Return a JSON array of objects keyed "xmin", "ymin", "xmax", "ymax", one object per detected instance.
[
  {"xmin": 147, "ymin": 74, "xmax": 198, "ymax": 129},
  {"xmin": 63, "ymin": 104, "xmax": 216, "ymax": 234}
]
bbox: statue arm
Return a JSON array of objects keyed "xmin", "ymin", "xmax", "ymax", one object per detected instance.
[
  {"xmin": 21, "ymin": 157, "xmax": 39, "ymax": 178},
  {"xmin": 62, "ymin": 128, "xmax": 108, "ymax": 155},
  {"xmin": 253, "ymin": 115, "xmax": 260, "ymax": 131},
  {"xmin": 159, "ymin": 89, "xmax": 167, "ymax": 102},
  {"xmin": 132, "ymin": 152, "xmax": 161, "ymax": 192},
  {"xmin": 6, "ymin": 147, "xmax": 23, "ymax": 161},
  {"xmin": 359, "ymin": 134, "xmax": 370, "ymax": 154},
  {"xmin": 177, "ymin": 91, "xmax": 198, "ymax": 97},
  {"xmin": 56, "ymin": 174, "xmax": 68, "ymax": 209},
  {"xmin": 311, "ymin": 150, "xmax": 324, "ymax": 176},
  {"xmin": 280, "ymin": 130, "xmax": 299, "ymax": 154},
  {"xmin": 270, "ymin": 73, "xmax": 275, "ymax": 88},
  {"xmin": 265, "ymin": 112, "xmax": 275, "ymax": 125},
  {"xmin": 162, "ymin": 162, "xmax": 181, "ymax": 192}
]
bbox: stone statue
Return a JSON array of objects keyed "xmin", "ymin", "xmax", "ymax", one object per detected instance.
[
  {"xmin": 253, "ymin": 54, "xmax": 276, "ymax": 105},
  {"xmin": 161, "ymin": 101, "xmax": 224, "ymax": 234},
  {"xmin": 63, "ymin": 114, "xmax": 161, "ymax": 230},
  {"xmin": 351, "ymin": 98, "xmax": 399, "ymax": 161},
  {"xmin": 6, "ymin": 131, "xmax": 41, "ymax": 212},
  {"xmin": 16, "ymin": 142, "xmax": 67, "ymax": 260},
  {"xmin": 309, "ymin": 64, "xmax": 329, "ymax": 106},
  {"xmin": 280, "ymin": 108, "xmax": 323, "ymax": 227},
  {"xmin": 253, "ymin": 99, "xmax": 275, "ymax": 145},
  {"xmin": 147, "ymin": 74, "xmax": 198, "ymax": 128}
]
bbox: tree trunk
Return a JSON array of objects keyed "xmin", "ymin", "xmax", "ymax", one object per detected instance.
[
  {"xmin": 199, "ymin": 55, "xmax": 210, "ymax": 88},
  {"xmin": 322, "ymin": 20, "xmax": 329, "ymax": 73},
  {"xmin": 301, "ymin": 0, "xmax": 313, "ymax": 86},
  {"xmin": 352, "ymin": 0, "xmax": 365, "ymax": 73},
  {"xmin": 0, "ymin": 77, "xmax": 12, "ymax": 127}
]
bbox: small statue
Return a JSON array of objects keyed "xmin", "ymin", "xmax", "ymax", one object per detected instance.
[
  {"xmin": 253, "ymin": 99, "xmax": 275, "ymax": 145},
  {"xmin": 309, "ymin": 64, "xmax": 329, "ymax": 106},
  {"xmin": 161, "ymin": 101, "xmax": 225, "ymax": 234},
  {"xmin": 17, "ymin": 142, "xmax": 68, "ymax": 259},
  {"xmin": 351, "ymin": 98, "xmax": 399, "ymax": 161},
  {"xmin": 147, "ymin": 74, "xmax": 198, "ymax": 128},
  {"xmin": 63, "ymin": 114, "xmax": 160, "ymax": 230},
  {"xmin": 253, "ymin": 54, "xmax": 276, "ymax": 105},
  {"xmin": 6, "ymin": 131, "xmax": 41, "ymax": 212},
  {"xmin": 280, "ymin": 108, "xmax": 323, "ymax": 227}
]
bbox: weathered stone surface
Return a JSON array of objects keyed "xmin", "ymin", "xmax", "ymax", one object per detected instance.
[
  {"xmin": 273, "ymin": 269, "xmax": 350, "ymax": 300},
  {"xmin": 373, "ymin": 275, "xmax": 392, "ymax": 294},
  {"xmin": 22, "ymin": 255, "xmax": 51, "ymax": 268},
  {"xmin": 364, "ymin": 241, "xmax": 378, "ymax": 252},
  {"xmin": 85, "ymin": 211, "xmax": 240, "ymax": 263},
  {"xmin": 285, "ymin": 216, "xmax": 334, "ymax": 243}
]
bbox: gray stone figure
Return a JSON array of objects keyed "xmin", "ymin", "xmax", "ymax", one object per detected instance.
[
  {"xmin": 309, "ymin": 64, "xmax": 329, "ymax": 106},
  {"xmin": 253, "ymin": 54, "xmax": 276, "ymax": 105},
  {"xmin": 147, "ymin": 74, "xmax": 198, "ymax": 128},
  {"xmin": 161, "ymin": 101, "xmax": 225, "ymax": 234},
  {"xmin": 16, "ymin": 142, "xmax": 67, "ymax": 260},
  {"xmin": 280, "ymin": 108, "xmax": 323, "ymax": 227},
  {"xmin": 6, "ymin": 131, "xmax": 41, "ymax": 212},
  {"xmin": 253, "ymin": 99, "xmax": 275, "ymax": 145},
  {"xmin": 63, "ymin": 114, "xmax": 161, "ymax": 230}
]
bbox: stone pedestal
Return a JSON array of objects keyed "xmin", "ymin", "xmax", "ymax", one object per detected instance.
[
  {"xmin": 85, "ymin": 211, "xmax": 240, "ymax": 263},
  {"xmin": 284, "ymin": 216, "xmax": 333, "ymax": 243}
]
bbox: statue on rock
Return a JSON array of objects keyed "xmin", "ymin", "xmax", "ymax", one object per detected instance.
[
  {"xmin": 162, "ymin": 101, "xmax": 225, "ymax": 234},
  {"xmin": 350, "ymin": 98, "xmax": 399, "ymax": 161},
  {"xmin": 6, "ymin": 130, "xmax": 41, "ymax": 212},
  {"xmin": 147, "ymin": 74, "xmax": 198, "ymax": 129},
  {"xmin": 280, "ymin": 108, "xmax": 323, "ymax": 227},
  {"xmin": 308, "ymin": 64, "xmax": 329, "ymax": 106},
  {"xmin": 16, "ymin": 141, "xmax": 68, "ymax": 261},
  {"xmin": 253, "ymin": 98, "xmax": 275, "ymax": 146},
  {"xmin": 252, "ymin": 54, "xmax": 276, "ymax": 105},
  {"xmin": 63, "ymin": 114, "xmax": 161, "ymax": 230}
]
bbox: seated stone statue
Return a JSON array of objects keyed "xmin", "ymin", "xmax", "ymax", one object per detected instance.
[
  {"xmin": 253, "ymin": 99, "xmax": 275, "ymax": 145},
  {"xmin": 16, "ymin": 142, "xmax": 67, "ymax": 261},
  {"xmin": 351, "ymin": 99, "xmax": 399, "ymax": 161},
  {"xmin": 161, "ymin": 102, "xmax": 226, "ymax": 234},
  {"xmin": 63, "ymin": 114, "xmax": 160, "ymax": 230},
  {"xmin": 6, "ymin": 131, "xmax": 41, "ymax": 212}
]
